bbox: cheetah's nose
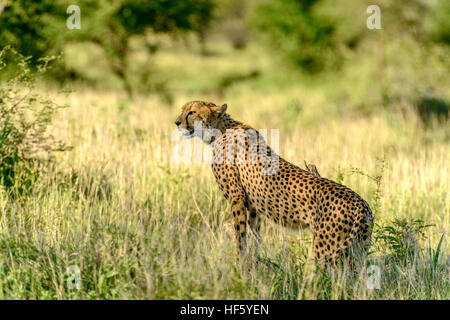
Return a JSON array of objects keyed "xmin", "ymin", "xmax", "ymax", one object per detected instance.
[{"xmin": 175, "ymin": 120, "xmax": 181, "ymax": 126}]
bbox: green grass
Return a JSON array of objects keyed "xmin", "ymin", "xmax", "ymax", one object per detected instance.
[{"xmin": 0, "ymin": 35, "xmax": 449, "ymax": 299}]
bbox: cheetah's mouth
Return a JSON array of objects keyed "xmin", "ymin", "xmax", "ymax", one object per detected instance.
[{"xmin": 179, "ymin": 127, "xmax": 194, "ymax": 138}]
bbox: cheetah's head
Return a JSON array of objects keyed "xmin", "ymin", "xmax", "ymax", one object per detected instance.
[{"xmin": 174, "ymin": 101, "xmax": 227, "ymax": 142}]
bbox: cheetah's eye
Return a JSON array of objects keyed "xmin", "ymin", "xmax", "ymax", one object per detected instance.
[
  {"xmin": 185, "ymin": 111, "xmax": 195, "ymax": 122},
  {"xmin": 187, "ymin": 111, "xmax": 196, "ymax": 118}
]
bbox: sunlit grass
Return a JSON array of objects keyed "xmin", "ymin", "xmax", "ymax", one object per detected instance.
[
  {"xmin": 0, "ymin": 83, "xmax": 447, "ymax": 299},
  {"xmin": 0, "ymin": 36, "xmax": 448, "ymax": 299}
]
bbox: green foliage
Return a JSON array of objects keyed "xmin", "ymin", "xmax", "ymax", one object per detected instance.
[
  {"xmin": 0, "ymin": 0, "xmax": 215, "ymax": 96},
  {"xmin": 373, "ymin": 219, "xmax": 433, "ymax": 264},
  {"xmin": 416, "ymin": 97, "xmax": 450, "ymax": 126},
  {"xmin": 0, "ymin": 47, "xmax": 70, "ymax": 195},
  {"xmin": 215, "ymin": 0, "xmax": 249, "ymax": 50},
  {"xmin": 429, "ymin": 234, "xmax": 445, "ymax": 272},
  {"xmin": 0, "ymin": 0, "xmax": 215, "ymax": 58},
  {"xmin": 424, "ymin": 0, "xmax": 450, "ymax": 45},
  {"xmin": 250, "ymin": 0, "xmax": 336, "ymax": 73},
  {"xmin": 380, "ymin": 0, "xmax": 450, "ymax": 46},
  {"xmin": 116, "ymin": 0, "xmax": 215, "ymax": 34},
  {"xmin": 0, "ymin": 1, "xmax": 66, "ymax": 65}
]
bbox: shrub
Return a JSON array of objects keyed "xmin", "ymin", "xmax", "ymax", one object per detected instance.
[
  {"xmin": 424, "ymin": 0, "xmax": 450, "ymax": 45},
  {"xmin": 0, "ymin": 46, "xmax": 70, "ymax": 195},
  {"xmin": 416, "ymin": 96, "xmax": 450, "ymax": 126},
  {"xmin": 250, "ymin": 0, "xmax": 336, "ymax": 73},
  {"xmin": 373, "ymin": 218, "xmax": 433, "ymax": 265}
]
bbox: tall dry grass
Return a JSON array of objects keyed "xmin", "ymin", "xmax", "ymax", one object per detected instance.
[{"xmin": 0, "ymin": 85, "xmax": 447, "ymax": 299}]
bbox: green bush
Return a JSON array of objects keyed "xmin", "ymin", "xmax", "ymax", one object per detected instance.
[
  {"xmin": 0, "ymin": 47, "xmax": 70, "ymax": 195},
  {"xmin": 250, "ymin": 0, "xmax": 336, "ymax": 73},
  {"xmin": 0, "ymin": 0, "xmax": 216, "ymax": 96},
  {"xmin": 424, "ymin": 0, "xmax": 450, "ymax": 45},
  {"xmin": 373, "ymin": 218, "xmax": 433, "ymax": 265}
]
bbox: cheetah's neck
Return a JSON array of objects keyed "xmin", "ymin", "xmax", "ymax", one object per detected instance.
[{"xmin": 215, "ymin": 114, "xmax": 252, "ymax": 133}]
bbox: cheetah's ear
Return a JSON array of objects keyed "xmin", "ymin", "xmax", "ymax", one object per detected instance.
[
  {"xmin": 211, "ymin": 103, "xmax": 227, "ymax": 116},
  {"xmin": 218, "ymin": 104, "xmax": 227, "ymax": 116}
]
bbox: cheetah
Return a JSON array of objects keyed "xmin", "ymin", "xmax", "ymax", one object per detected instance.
[{"xmin": 174, "ymin": 101, "xmax": 373, "ymax": 268}]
